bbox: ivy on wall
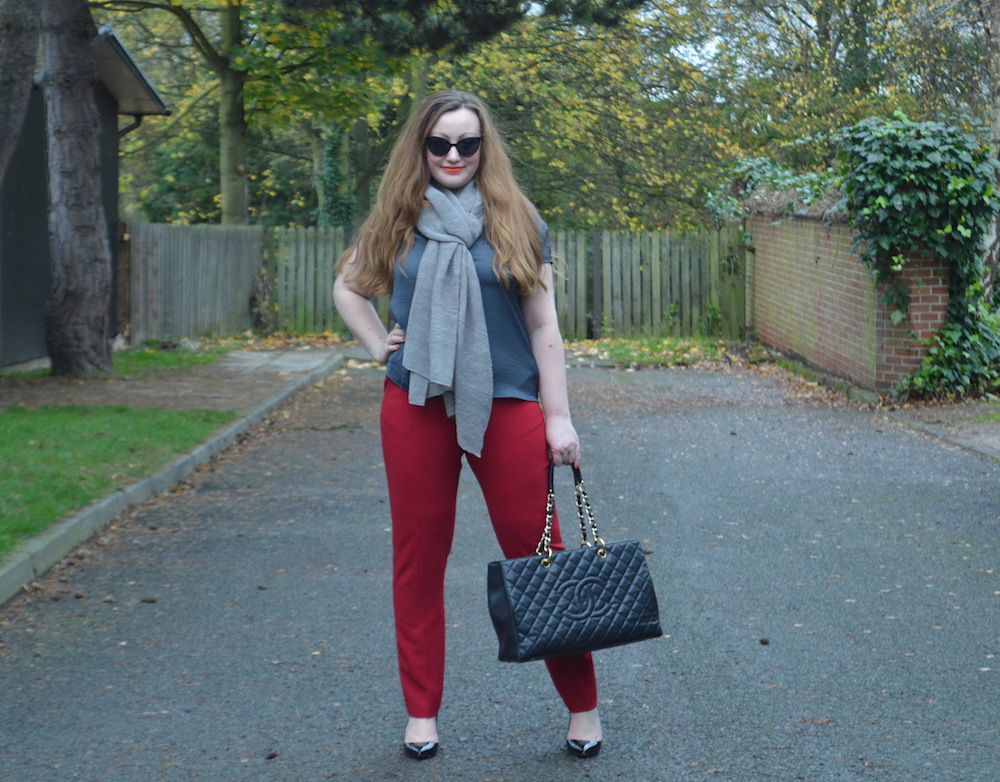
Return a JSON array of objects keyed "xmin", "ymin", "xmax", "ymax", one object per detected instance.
[{"xmin": 835, "ymin": 112, "xmax": 1000, "ymax": 396}]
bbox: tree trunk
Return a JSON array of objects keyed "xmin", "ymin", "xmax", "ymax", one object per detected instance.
[
  {"xmin": 844, "ymin": 0, "xmax": 875, "ymax": 92},
  {"xmin": 0, "ymin": 0, "xmax": 40, "ymax": 183},
  {"xmin": 350, "ymin": 118, "xmax": 374, "ymax": 221},
  {"xmin": 319, "ymin": 126, "xmax": 356, "ymax": 227},
  {"xmin": 219, "ymin": 2, "xmax": 248, "ymax": 225},
  {"xmin": 304, "ymin": 121, "xmax": 325, "ymax": 223},
  {"xmin": 41, "ymin": 0, "xmax": 112, "ymax": 376},
  {"xmin": 984, "ymin": 0, "xmax": 1000, "ymax": 301},
  {"xmin": 347, "ymin": 60, "xmax": 433, "ymax": 222},
  {"xmin": 332, "ymin": 129, "xmax": 355, "ymax": 226}
]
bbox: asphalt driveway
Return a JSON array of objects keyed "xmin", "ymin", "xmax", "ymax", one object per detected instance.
[{"xmin": 0, "ymin": 361, "xmax": 997, "ymax": 781}]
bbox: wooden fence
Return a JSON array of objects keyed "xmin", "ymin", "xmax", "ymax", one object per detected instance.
[
  {"xmin": 128, "ymin": 223, "xmax": 265, "ymax": 343},
  {"xmin": 269, "ymin": 226, "xmax": 350, "ymax": 335},
  {"xmin": 587, "ymin": 224, "xmax": 745, "ymax": 339},
  {"xmin": 125, "ymin": 222, "xmax": 745, "ymax": 343}
]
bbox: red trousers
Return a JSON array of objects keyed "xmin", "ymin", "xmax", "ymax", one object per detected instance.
[{"xmin": 380, "ymin": 379, "xmax": 598, "ymax": 718}]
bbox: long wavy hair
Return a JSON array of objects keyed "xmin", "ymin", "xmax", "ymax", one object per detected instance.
[{"xmin": 336, "ymin": 90, "xmax": 544, "ymax": 295}]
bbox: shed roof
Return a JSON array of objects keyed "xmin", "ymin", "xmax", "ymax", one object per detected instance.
[{"xmin": 91, "ymin": 26, "xmax": 169, "ymax": 117}]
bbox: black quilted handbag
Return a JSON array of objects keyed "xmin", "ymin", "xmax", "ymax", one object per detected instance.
[{"xmin": 487, "ymin": 463, "xmax": 663, "ymax": 662}]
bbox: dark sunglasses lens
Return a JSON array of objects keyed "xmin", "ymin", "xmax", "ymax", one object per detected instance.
[
  {"xmin": 426, "ymin": 137, "xmax": 451, "ymax": 156},
  {"xmin": 426, "ymin": 137, "xmax": 481, "ymax": 157},
  {"xmin": 455, "ymin": 137, "xmax": 481, "ymax": 156}
]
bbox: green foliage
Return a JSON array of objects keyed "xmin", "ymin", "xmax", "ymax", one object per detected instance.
[
  {"xmin": 700, "ymin": 303, "xmax": 722, "ymax": 337},
  {"xmin": 707, "ymin": 156, "xmax": 840, "ymax": 221},
  {"xmin": 836, "ymin": 112, "xmax": 1000, "ymax": 396},
  {"xmin": 836, "ymin": 113, "xmax": 999, "ymax": 285},
  {"xmin": 99, "ymin": 1, "xmax": 996, "ymax": 231},
  {"xmin": 136, "ymin": 129, "xmax": 220, "ymax": 224},
  {"xmin": 733, "ymin": 157, "xmax": 837, "ymax": 203},
  {"xmin": 901, "ymin": 295, "xmax": 1000, "ymax": 396},
  {"xmin": 431, "ymin": 5, "xmax": 729, "ymax": 229},
  {"xmin": 125, "ymin": 118, "xmax": 320, "ymax": 226},
  {"xmin": 0, "ymin": 405, "xmax": 236, "ymax": 559},
  {"xmin": 319, "ymin": 127, "xmax": 356, "ymax": 227},
  {"xmin": 700, "ymin": 0, "xmax": 976, "ymax": 174},
  {"xmin": 282, "ymin": 0, "xmax": 648, "ymax": 49}
]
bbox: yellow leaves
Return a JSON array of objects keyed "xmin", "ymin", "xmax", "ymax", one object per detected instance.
[{"xmin": 567, "ymin": 337, "xmax": 730, "ymax": 367}]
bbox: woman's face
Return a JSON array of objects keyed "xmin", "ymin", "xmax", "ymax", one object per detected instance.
[{"xmin": 425, "ymin": 108, "xmax": 482, "ymax": 191}]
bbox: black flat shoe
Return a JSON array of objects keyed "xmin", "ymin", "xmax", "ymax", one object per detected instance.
[
  {"xmin": 566, "ymin": 738, "xmax": 602, "ymax": 758},
  {"xmin": 403, "ymin": 740, "xmax": 439, "ymax": 760}
]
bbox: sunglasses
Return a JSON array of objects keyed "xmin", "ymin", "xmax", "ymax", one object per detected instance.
[{"xmin": 425, "ymin": 136, "xmax": 482, "ymax": 158}]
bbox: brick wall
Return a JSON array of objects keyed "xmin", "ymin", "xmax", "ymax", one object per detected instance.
[
  {"xmin": 873, "ymin": 255, "xmax": 950, "ymax": 389},
  {"xmin": 748, "ymin": 215, "xmax": 950, "ymax": 390}
]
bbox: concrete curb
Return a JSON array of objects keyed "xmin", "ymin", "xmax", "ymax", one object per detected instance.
[
  {"xmin": 886, "ymin": 412, "xmax": 1000, "ymax": 462},
  {"xmin": 0, "ymin": 351, "xmax": 348, "ymax": 609},
  {"xmin": 773, "ymin": 355, "xmax": 999, "ymax": 462}
]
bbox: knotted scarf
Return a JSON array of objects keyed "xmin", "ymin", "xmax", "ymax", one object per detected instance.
[{"xmin": 402, "ymin": 182, "xmax": 493, "ymax": 456}]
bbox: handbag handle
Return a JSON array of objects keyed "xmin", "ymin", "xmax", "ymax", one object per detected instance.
[{"xmin": 535, "ymin": 462, "xmax": 607, "ymax": 567}]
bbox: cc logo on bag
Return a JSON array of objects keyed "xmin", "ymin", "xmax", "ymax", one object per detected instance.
[{"xmin": 560, "ymin": 576, "xmax": 612, "ymax": 621}]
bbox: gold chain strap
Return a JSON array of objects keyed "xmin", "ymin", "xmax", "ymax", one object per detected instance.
[
  {"xmin": 535, "ymin": 463, "xmax": 607, "ymax": 567},
  {"xmin": 573, "ymin": 469, "xmax": 607, "ymax": 558},
  {"xmin": 535, "ymin": 481, "xmax": 557, "ymax": 565}
]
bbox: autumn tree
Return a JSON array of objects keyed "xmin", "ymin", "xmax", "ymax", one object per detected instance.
[
  {"xmin": 97, "ymin": 0, "xmax": 1000, "ymax": 232},
  {"xmin": 42, "ymin": 0, "xmax": 113, "ymax": 376},
  {"xmin": 94, "ymin": 1, "xmax": 258, "ymax": 224},
  {"xmin": 96, "ymin": 0, "xmax": 390, "ymax": 224},
  {"xmin": 340, "ymin": 0, "xmax": 996, "ymax": 229},
  {"xmin": 974, "ymin": 0, "xmax": 1000, "ymax": 301},
  {"xmin": 325, "ymin": 0, "xmax": 651, "ymax": 222},
  {"xmin": 94, "ymin": 2, "xmax": 415, "ymax": 225},
  {"xmin": 95, "ymin": 0, "xmax": 647, "ymax": 226},
  {"xmin": 421, "ymin": 3, "xmax": 729, "ymax": 228},
  {"xmin": 701, "ymin": 0, "xmax": 988, "ymax": 169},
  {"xmin": 279, "ymin": 0, "xmax": 649, "ymax": 223},
  {"xmin": 282, "ymin": 0, "xmax": 649, "ymax": 39}
]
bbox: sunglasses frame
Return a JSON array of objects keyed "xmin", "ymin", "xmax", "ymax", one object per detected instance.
[{"xmin": 425, "ymin": 136, "xmax": 482, "ymax": 158}]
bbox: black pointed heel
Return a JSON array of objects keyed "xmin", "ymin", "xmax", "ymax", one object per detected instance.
[
  {"xmin": 566, "ymin": 738, "xmax": 602, "ymax": 758},
  {"xmin": 404, "ymin": 740, "xmax": 439, "ymax": 760}
]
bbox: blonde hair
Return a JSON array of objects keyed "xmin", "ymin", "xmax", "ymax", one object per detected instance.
[{"xmin": 336, "ymin": 90, "xmax": 543, "ymax": 295}]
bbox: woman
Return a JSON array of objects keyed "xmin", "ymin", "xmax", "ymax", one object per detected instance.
[{"xmin": 333, "ymin": 90, "xmax": 602, "ymax": 760}]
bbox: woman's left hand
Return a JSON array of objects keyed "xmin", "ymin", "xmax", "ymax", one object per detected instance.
[{"xmin": 546, "ymin": 415, "xmax": 580, "ymax": 467}]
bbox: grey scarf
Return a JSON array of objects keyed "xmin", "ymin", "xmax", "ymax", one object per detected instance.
[{"xmin": 402, "ymin": 182, "xmax": 493, "ymax": 456}]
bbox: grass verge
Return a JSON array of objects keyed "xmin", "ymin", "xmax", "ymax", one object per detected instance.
[
  {"xmin": 967, "ymin": 409, "xmax": 1000, "ymax": 425},
  {"xmin": 112, "ymin": 341, "xmax": 229, "ymax": 377},
  {"xmin": 0, "ymin": 339, "xmax": 230, "ymax": 382},
  {"xmin": 566, "ymin": 337, "xmax": 773, "ymax": 367},
  {"xmin": 0, "ymin": 405, "xmax": 237, "ymax": 561}
]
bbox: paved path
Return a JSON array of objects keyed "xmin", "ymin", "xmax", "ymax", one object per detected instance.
[
  {"xmin": 1, "ymin": 361, "xmax": 997, "ymax": 781},
  {"xmin": 0, "ymin": 349, "xmax": 350, "ymax": 412},
  {"xmin": 0, "ymin": 350, "xmax": 356, "ymax": 606}
]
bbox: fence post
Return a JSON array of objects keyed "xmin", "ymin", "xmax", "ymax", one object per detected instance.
[
  {"xmin": 115, "ymin": 223, "xmax": 130, "ymax": 340},
  {"xmin": 591, "ymin": 228, "xmax": 603, "ymax": 338},
  {"xmin": 257, "ymin": 227, "xmax": 277, "ymax": 334},
  {"xmin": 650, "ymin": 231, "xmax": 662, "ymax": 335},
  {"xmin": 573, "ymin": 230, "xmax": 587, "ymax": 339},
  {"xmin": 707, "ymin": 227, "xmax": 720, "ymax": 335}
]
